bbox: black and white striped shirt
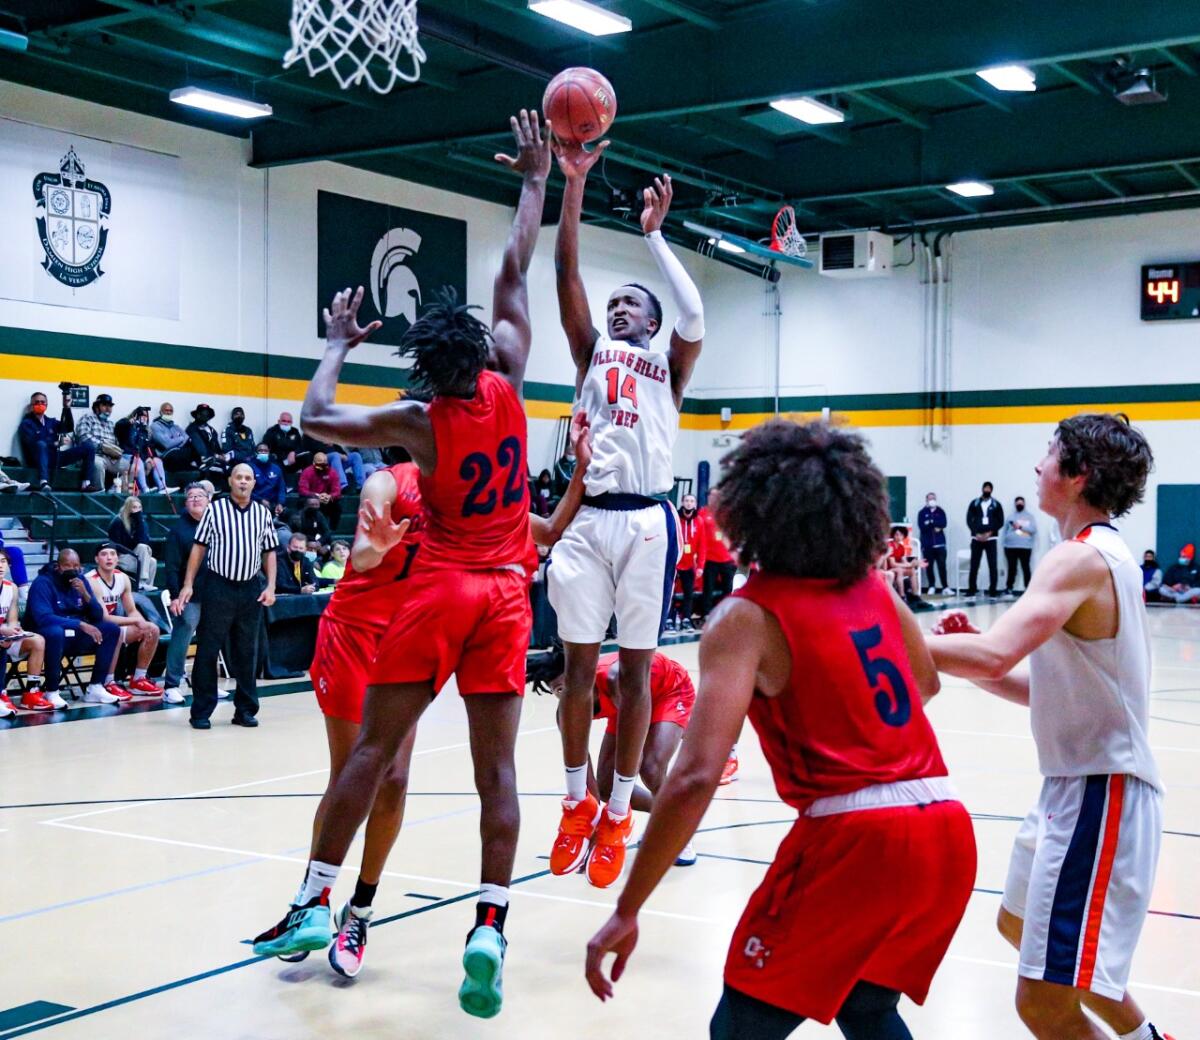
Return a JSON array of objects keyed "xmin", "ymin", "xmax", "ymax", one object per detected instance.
[{"xmin": 194, "ymin": 496, "xmax": 279, "ymax": 582}]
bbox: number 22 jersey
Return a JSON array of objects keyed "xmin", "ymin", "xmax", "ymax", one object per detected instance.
[
  {"xmin": 735, "ymin": 570, "xmax": 948, "ymax": 811},
  {"xmin": 417, "ymin": 368, "xmax": 533, "ymax": 574}
]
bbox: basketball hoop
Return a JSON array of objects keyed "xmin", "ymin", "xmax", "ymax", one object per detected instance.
[
  {"xmin": 284, "ymin": 0, "xmax": 426, "ymax": 94},
  {"xmin": 769, "ymin": 205, "xmax": 807, "ymax": 259}
]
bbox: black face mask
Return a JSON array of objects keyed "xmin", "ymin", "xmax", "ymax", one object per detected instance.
[
  {"xmin": 58, "ymin": 568, "xmax": 81, "ymax": 582},
  {"xmin": 289, "ymin": 549, "xmax": 304, "ymax": 560},
  {"xmin": 232, "ymin": 416, "xmax": 244, "ymax": 426}
]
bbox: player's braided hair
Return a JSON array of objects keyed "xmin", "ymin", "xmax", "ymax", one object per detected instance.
[
  {"xmin": 526, "ymin": 643, "xmax": 565, "ymax": 694},
  {"xmin": 1054, "ymin": 413, "xmax": 1153, "ymax": 518},
  {"xmin": 396, "ymin": 287, "xmax": 491, "ymax": 398},
  {"xmin": 715, "ymin": 419, "xmax": 889, "ymax": 585}
]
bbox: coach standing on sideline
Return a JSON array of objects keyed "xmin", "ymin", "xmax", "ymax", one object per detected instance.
[{"xmin": 175, "ymin": 463, "xmax": 278, "ymax": 730}]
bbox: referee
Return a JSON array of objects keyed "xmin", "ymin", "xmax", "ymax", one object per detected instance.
[{"xmin": 176, "ymin": 462, "xmax": 278, "ymax": 729}]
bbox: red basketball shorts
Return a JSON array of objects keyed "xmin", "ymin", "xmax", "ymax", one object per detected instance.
[
  {"xmin": 309, "ymin": 615, "xmax": 383, "ymax": 725},
  {"xmin": 369, "ymin": 567, "xmax": 531, "ymax": 695},
  {"xmin": 603, "ymin": 679, "xmax": 695, "ymax": 735},
  {"xmin": 724, "ymin": 799, "xmax": 976, "ymax": 1023}
]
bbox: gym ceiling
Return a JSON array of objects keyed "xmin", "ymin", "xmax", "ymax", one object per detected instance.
[{"xmin": 5, "ymin": 0, "xmax": 1200, "ymax": 264}]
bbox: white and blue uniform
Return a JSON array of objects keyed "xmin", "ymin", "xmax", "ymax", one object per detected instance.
[
  {"xmin": 1002, "ymin": 523, "xmax": 1163, "ymax": 1000},
  {"xmin": 548, "ymin": 335, "xmax": 680, "ymax": 649}
]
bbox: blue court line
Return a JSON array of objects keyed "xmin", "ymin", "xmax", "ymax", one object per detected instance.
[
  {"xmin": 0, "ymin": 868, "xmax": 552, "ymax": 1040},
  {"xmin": 0, "ymin": 1006, "xmax": 73, "ymax": 1032}
]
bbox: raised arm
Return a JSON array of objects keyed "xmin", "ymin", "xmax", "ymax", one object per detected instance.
[
  {"xmin": 640, "ymin": 175, "xmax": 703, "ymax": 407},
  {"xmin": 488, "ymin": 110, "xmax": 552, "ymax": 393},
  {"xmin": 554, "ymin": 139, "xmax": 610, "ymax": 381},
  {"xmin": 301, "ymin": 287, "xmax": 434, "ymax": 470},
  {"xmin": 531, "ymin": 410, "xmax": 591, "ymax": 547}
]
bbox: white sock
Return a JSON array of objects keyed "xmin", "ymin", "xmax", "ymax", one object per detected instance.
[
  {"xmin": 105, "ymin": 674, "xmax": 115, "ymax": 685},
  {"xmin": 26, "ymin": 675, "xmax": 43, "ymax": 686},
  {"xmin": 479, "ymin": 882, "xmax": 510, "ymax": 908},
  {"xmin": 565, "ymin": 763, "xmax": 588, "ymax": 803},
  {"xmin": 607, "ymin": 773, "xmax": 636, "ymax": 818},
  {"xmin": 134, "ymin": 668, "xmax": 147, "ymax": 680},
  {"xmin": 1118, "ymin": 1022, "xmax": 1153, "ymax": 1040},
  {"xmin": 298, "ymin": 860, "xmax": 340, "ymax": 905}
]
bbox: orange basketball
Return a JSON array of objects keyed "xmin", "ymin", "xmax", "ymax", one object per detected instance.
[{"xmin": 542, "ymin": 67, "xmax": 617, "ymax": 144}]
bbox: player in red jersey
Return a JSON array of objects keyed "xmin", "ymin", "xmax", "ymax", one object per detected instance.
[
  {"xmin": 252, "ymin": 111, "xmax": 552, "ymax": 1019},
  {"xmin": 585, "ymin": 420, "xmax": 977, "ymax": 1039}
]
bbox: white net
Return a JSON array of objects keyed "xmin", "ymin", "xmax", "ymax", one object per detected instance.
[
  {"xmin": 770, "ymin": 205, "xmax": 807, "ymax": 259},
  {"xmin": 284, "ymin": 0, "xmax": 426, "ymax": 95}
]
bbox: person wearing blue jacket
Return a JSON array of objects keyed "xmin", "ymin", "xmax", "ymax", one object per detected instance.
[
  {"xmin": 24, "ymin": 549, "xmax": 123, "ymax": 705},
  {"xmin": 248, "ymin": 443, "xmax": 288, "ymax": 517},
  {"xmin": 917, "ymin": 491, "xmax": 949, "ymax": 594}
]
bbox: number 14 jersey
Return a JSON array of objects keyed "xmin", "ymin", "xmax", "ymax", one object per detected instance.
[
  {"xmin": 578, "ymin": 336, "xmax": 678, "ymax": 496},
  {"xmin": 418, "ymin": 369, "xmax": 533, "ymax": 574},
  {"xmin": 735, "ymin": 570, "xmax": 949, "ymax": 812}
]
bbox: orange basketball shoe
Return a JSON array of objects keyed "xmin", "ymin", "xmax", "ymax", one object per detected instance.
[
  {"xmin": 585, "ymin": 808, "xmax": 634, "ymax": 889},
  {"xmin": 718, "ymin": 750, "xmax": 739, "ymax": 786},
  {"xmin": 550, "ymin": 793, "xmax": 601, "ymax": 876}
]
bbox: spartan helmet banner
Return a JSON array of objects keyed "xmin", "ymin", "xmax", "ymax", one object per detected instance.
[{"xmin": 316, "ymin": 190, "xmax": 467, "ymax": 348}]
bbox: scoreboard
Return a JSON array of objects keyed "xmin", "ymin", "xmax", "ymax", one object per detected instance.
[{"xmin": 1141, "ymin": 262, "xmax": 1200, "ymax": 321}]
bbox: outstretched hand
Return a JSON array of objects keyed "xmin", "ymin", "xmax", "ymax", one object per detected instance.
[
  {"xmin": 932, "ymin": 611, "xmax": 979, "ymax": 635},
  {"xmin": 323, "ymin": 286, "xmax": 382, "ymax": 350},
  {"xmin": 552, "ymin": 136, "xmax": 610, "ymax": 182},
  {"xmin": 494, "ymin": 109, "xmax": 553, "ymax": 180},
  {"xmin": 570, "ymin": 409, "xmax": 593, "ymax": 470},
  {"xmin": 585, "ymin": 911, "xmax": 639, "ymax": 1001},
  {"xmin": 640, "ymin": 175, "xmax": 673, "ymax": 234},
  {"xmin": 357, "ymin": 503, "xmax": 411, "ymax": 556}
]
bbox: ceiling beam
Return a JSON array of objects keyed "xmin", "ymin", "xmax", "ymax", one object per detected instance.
[
  {"xmin": 1010, "ymin": 180, "xmax": 1056, "ymax": 206},
  {"xmin": 1158, "ymin": 46, "xmax": 1200, "ymax": 76},
  {"xmin": 847, "ymin": 89, "xmax": 930, "ymax": 129},
  {"xmin": 936, "ymin": 188, "xmax": 980, "ymax": 215},
  {"xmin": 1172, "ymin": 162, "xmax": 1200, "ymax": 189},
  {"xmin": 637, "ymin": 0, "xmax": 721, "ymax": 30},
  {"xmin": 675, "ymin": 113, "xmax": 777, "ymax": 161},
  {"xmin": 28, "ymin": 0, "xmax": 235, "ymax": 38},
  {"xmin": 1049, "ymin": 61, "xmax": 1102, "ymax": 95},
  {"xmin": 1089, "ymin": 171, "xmax": 1125, "ymax": 197},
  {"xmin": 946, "ymin": 76, "xmax": 1013, "ymax": 112}
]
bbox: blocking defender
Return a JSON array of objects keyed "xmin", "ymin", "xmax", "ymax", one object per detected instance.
[
  {"xmin": 251, "ymin": 110, "xmax": 551, "ymax": 1019},
  {"xmin": 548, "ymin": 138, "xmax": 704, "ymax": 889},
  {"xmin": 586, "ymin": 420, "xmax": 976, "ymax": 1039},
  {"xmin": 929, "ymin": 414, "xmax": 1174, "ymax": 1040}
]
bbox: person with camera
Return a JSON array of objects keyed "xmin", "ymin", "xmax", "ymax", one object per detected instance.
[{"xmin": 18, "ymin": 386, "xmax": 100, "ymax": 493}]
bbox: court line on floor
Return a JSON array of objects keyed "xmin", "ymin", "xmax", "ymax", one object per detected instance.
[
  {"xmin": 946, "ymin": 954, "xmax": 1200, "ymax": 999},
  {"xmin": 938, "ymin": 728, "xmax": 1200, "ymax": 754}
]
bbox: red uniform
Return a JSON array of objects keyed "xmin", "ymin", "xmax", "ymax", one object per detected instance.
[
  {"xmin": 370, "ymin": 370, "xmax": 533, "ymax": 694},
  {"xmin": 310, "ymin": 463, "xmax": 424, "ymax": 723},
  {"xmin": 723, "ymin": 570, "xmax": 976, "ymax": 1023},
  {"xmin": 593, "ymin": 651, "xmax": 694, "ymax": 735},
  {"xmin": 677, "ymin": 511, "xmax": 706, "ymax": 573},
  {"xmin": 698, "ymin": 506, "xmax": 733, "ymax": 565}
]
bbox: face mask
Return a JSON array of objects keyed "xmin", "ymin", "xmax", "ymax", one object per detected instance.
[
  {"xmin": 1015, "ymin": 503, "xmax": 1025, "ymax": 512},
  {"xmin": 305, "ymin": 551, "xmax": 318, "ymax": 562},
  {"xmin": 926, "ymin": 498, "xmax": 937, "ymax": 508},
  {"xmin": 981, "ymin": 491, "xmax": 991, "ymax": 500},
  {"xmin": 1180, "ymin": 557, "xmax": 1190, "ymax": 566},
  {"xmin": 315, "ymin": 465, "xmax": 328, "ymax": 473},
  {"xmin": 160, "ymin": 413, "xmax": 173, "ymax": 421},
  {"xmin": 290, "ymin": 549, "xmax": 304, "ymax": 560},
  {"xmin": 232, "ymin": 416, "xmax": 244, "ymax": 426},
  {"xmin": 256, "ymin": 453, "xmax": 270, "ymax": 464},
  {"xmin": 31, "ymin": 402, "xmax": 47, "ymax": 415},
  {"xmin": 279, "ymin": 422, "xmax": 292, "ymax": 432},
  {"xmin": 58, "ymin": 568, "xmax": 80, "ymax": 582}
]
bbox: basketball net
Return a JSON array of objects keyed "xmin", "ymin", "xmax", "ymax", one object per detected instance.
[
  {"xmin": 284, "ymin": 0, "xmax": 426, "ymax": 94},
  {"xmin": 769, "ymin": 205, "xmax": 807, "ymax": 259}
]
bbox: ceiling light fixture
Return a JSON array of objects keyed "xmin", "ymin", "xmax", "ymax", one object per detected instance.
[
  {"xmin": 169, "ymin": 86, "xmax": 273, "ymax": 119},
  {"xmin": 528, "ymin": 0, "xmax": 632, "ymax": 36},
  {"xmin": 946, "ymin": 181, "xmax": 995, "ymax": 198},
  {"xmin": 0, "ymin": 27, "xmax": 28, "ymax": 52},
  {"xmin": 769, "ymin": 96, "xmax": 846, "ymax": 125},
  {"xmin": 716, "ymin": 239, "xmax": 746, "ymax": 254},
  {"xmin": 976, "ymin": 64, "xmax": 1037, "ymax": 92}
]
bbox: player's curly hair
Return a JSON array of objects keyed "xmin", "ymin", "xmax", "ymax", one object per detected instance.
[
  {"xmin": 526, "ymin": 643, "xmax": 565, "ymax": 694},
  {"xmin": 1054, "ymin": 413, "xmax": 1153, "ymax": 518},
  {"xmin": 396, "ymin": 287, "xmax": 491, "ymax": 398},
  {"xmin": 714, "ymin": 419, "xmax": 890, "ymax": 584}
]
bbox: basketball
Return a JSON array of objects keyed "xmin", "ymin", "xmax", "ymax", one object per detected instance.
[{"xmin": 542, "ymin": 67, "xmax": 617, "ymax": 144}]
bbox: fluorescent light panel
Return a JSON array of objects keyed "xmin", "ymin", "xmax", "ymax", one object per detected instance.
[
  {"xmin": 716, "ymin": 239, "xmax": 746, "ymax": 254},
  {"xmin": 769, "ymin": 96, "xmax": 845, "ymax": 125},
  {"xmin": 976, "ymin": 64, "xmax": 1036, "ymax": 92},
  {"xmin": 528, "ymin": 0, "xmax": 632, "ymax": 35},
  {"xmin": 0, "ymin": 27, "xmax": 28, "ymax": 52},
  {"xmin": 946, "ymin": 180, "xmax": 994, "ymax": 198},
  {"xmin": 170, "ymin": 86, "xmax": 272, "ymax": 119}
]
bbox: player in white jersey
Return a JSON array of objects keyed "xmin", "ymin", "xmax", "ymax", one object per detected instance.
[
  {"xmin": 547, "ymin": 140, "xmax": 703, "ymax": 888},
  {"xmin": 86, "ymin": 543, "xmax": 164, "ymax": 698},
  {"xmin": 928, "ymin": 414, "xmax": 1174, "ymax": 1040},
  {"xmin": 0, "ymin": 548, "xmax": 48, "ymax": 714}
]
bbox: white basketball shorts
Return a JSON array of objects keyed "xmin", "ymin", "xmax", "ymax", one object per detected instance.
[
  {"xmin": 547, "ymin": 497, "xmax": 679, "ymax": 650},
  {"xmin": 1002, "ymin": 773, "xmax": 1162, "ymax": 1000}
]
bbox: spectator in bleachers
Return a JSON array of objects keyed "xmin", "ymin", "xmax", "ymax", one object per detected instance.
[
  {"xmin": 1142, "ymin": 549, "xmax": 1163, "ymax": 602},
  {"xmin": 263, "ymin": 411, "xmax": 308, "ymax": 474},
  {"xmin": 346, "ymin": 444, "xmax": 385, "ymax": 481},
  {"xmin": 298, "ymin": 452, "xmax": 342, "ymax": 527},
  {"xmin": 24, "ymin": 548, "xmax": 123, "ymax": 705},
  {"xmin": 0, "ymin": 466, "xmax": 31, "ymax": 493},
  {"xmin": 531, "ymin": 469, "xmax": 555, "ymax": 517},
  {"xmin": 669, "ymin": 493, "xmax": 705, "ymax": 630},
  {"xmin": 0, "ymin": 548, "xmax": 47, "ymax": 713},
  {"xmin": 163, "ymin": 484, "xmax": 210, "ymax": 703},
  {"xmin": 698, "ymin": 491, "xmax": 737, "ymax": 620},
  {"xmin": 553, "ymin": 437, "xmax": 577, "ymax": 498},
  {"xmin": 1160, "ymin": 543, "xmax": 1200, "ymax": 604},
  {"xmin": 301, "ymin": 434, "xmax": 363, "ymax": 492},
  {"xmin": 86, "ymin": 544, "xmax": 164, "ymax": 696},
  {"xmin": 223, "ymin": 407, "xmax": 256, "ymax": 462},
  {"xmin": 185, "ymin": 403, "xmax": 229, "ymax": 477},
  {"xmin": 248, "ymin": 443, "xmax": 287, "ymax": 517},
  {"xmin": 116, "ymin": 406, "xmax": 173, "ymax": 495},
  {"xmin": 316, "ymin": 540, "xmax": 350, "ymax": 587},
  {"xmin": 19, "ymin": 389, "xmax": 99, "ymax": 492},
  {"xmin": 75, "ymin": 393, "xmax": 128, "ymax": 491},
  {"xmin": 886, "ymin": 524, "xmax": 924, "ymax": 603},
  {"xmin": 107, "ymin": 496, "xmax": 159, "ymax": 591},
  {"xmin": 150, "ymin": 402, "xmax": 194, "ymax": 472},
  {"xmin": 276, "ymin": 532, "xmax": 318, "ymax": 595},
  {"xmin": 917, "ymin": 491, "xmax": 949, "ymax": 594},
  {"xmin": 293, "ymin": 495, "xmax": 332, "ymax": 549},
  {"xmin": 1002, "ymin": 495, "xmax": 1037, "ymax": 595}
]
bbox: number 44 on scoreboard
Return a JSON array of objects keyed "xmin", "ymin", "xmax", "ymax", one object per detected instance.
[{"xmin": 1141, "ymin": 262, "xmax": 1200, "ymax": 321}]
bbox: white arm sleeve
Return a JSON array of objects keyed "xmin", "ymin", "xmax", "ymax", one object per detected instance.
[{"xmin": 644, "ymin": 230, "xmax": 704, "ymax": 342}]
